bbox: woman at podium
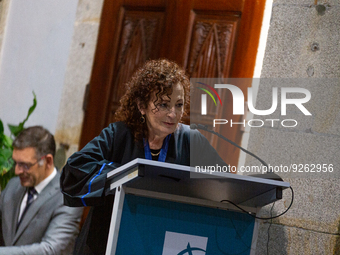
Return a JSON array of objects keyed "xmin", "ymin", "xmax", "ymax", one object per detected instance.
[{"xmin": 60, "ymin": 59, "xmax": 226, "ymax": 254}]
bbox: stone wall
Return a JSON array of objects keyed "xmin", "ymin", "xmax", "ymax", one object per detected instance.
[
  {"xmin": 54, "ymin": 0, "xmax": 104, "ymax": 161},
  {"xmin": 246, "ymin": 1, "xmax": 340, "ymax": 254},
  {"xmin": 0, "ymin": 0, "xmax": 10, "ymax": 58}
]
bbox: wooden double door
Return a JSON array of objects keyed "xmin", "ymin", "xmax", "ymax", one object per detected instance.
[{"xmin": 80, "ymin": 0, "xmax": 265, "ymax": 167}]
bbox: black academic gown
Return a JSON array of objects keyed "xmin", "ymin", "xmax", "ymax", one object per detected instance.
[{"xmin": 60, "ymin": 122, "xmax": 226, "ymax": 254}]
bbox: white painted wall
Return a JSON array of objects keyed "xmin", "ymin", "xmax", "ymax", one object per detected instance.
[{"xmin": 0, "ymin": 0, "xmax": 78, "ymax": 135}]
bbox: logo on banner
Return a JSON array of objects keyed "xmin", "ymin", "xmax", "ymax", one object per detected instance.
[
  {"xmin": 162, "ymin": 231, "xmax": 207, "ymax": 255},
  {"xmin": 177, "ymin": 243, "xmax": 206, "ymax": 255}
]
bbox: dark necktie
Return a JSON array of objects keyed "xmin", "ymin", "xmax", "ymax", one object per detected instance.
[{"xmin": 16, "ymin": 187, "xmax": 37, "ymax": 231}]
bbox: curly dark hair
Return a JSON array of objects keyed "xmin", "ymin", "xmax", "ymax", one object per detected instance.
[{"xmin": 114, "ymin": 59, "xmax": 190, "ymax": 142}]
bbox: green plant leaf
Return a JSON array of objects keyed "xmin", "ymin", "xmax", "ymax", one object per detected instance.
[
  {"xmin": 0, "ymin": 119, "xmax": 4, "ymax": 134},
  {"xmin": 8, "ymin": 123, "xmax": 24, "ymax": 138},
  {"xmin": 0, "ymin": 147, "xmax": 13, "ymax": 160},
  {"xmin": 8, "ymin": 91, "xmax": 37, "ymax": 137},
  {"xmin": 0, "ymin": 133, "xmax": 13, "ymax": 149},
  {"xmin": 0, "ymin": 166, "xmax": 15, "ymax": 190},
  {"xmin": 2, "ymin": 135, "xmax": 13, "ymax": 148},
  {"xmin": 0, "ymin": 151, "xmax": 14, "ymax": 176}
]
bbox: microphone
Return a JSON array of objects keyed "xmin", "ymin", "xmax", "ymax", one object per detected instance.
[
  {"xmin": 190, "ymin": 123, "xmax": 271, "ymax": 172},
  {"xmin": 190, "ymin": 124, "xmax": 198, "ymax": 130},
  {"xmin": 190, "ymin": 123, "xmax": 208, "ymax": 131}
]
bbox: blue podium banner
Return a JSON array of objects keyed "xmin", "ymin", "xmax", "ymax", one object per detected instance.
[{"xmin": 116, "ymin": 194, "xmax": 255, "ymax": 255}]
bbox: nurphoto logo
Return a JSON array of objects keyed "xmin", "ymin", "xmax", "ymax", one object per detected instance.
[
  {"xmin": 198, "ymin": 82, "xmax": 312, "ymax": 128},
  {"xmin": 196, "ymin": 82, "xmax": 223, "ymax": 115}
]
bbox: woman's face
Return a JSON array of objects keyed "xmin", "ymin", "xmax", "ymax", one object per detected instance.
[{"xmin": 141, "ymin": 83, "xmax": 185, "ymax": 140}]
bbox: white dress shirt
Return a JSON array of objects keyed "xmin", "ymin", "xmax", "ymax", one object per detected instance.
[{"xmin": 18, "ymin": 168, "xmax": 57, "ymax": 222}]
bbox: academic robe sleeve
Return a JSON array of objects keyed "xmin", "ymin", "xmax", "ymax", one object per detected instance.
[{"xmin": 60, "ymin": 124, "xmax": 122, "ymax": 207}]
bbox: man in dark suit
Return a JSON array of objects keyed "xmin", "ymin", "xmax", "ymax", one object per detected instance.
[{"xmin": 0, "ymin": 126, "xmax": 83, "ymax": 255}]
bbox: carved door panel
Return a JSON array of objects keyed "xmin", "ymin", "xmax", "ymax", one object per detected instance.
[
  {"xmin": 104, "ymin": 10, "xmax": 165, "ymax": 125},
  {"xmin": 80, "ymin": 0, "xmax": 265, "ymax": 167},
  {"xmin": 186, "ymin": 12, "xmax": 240, "ymax": 157}
]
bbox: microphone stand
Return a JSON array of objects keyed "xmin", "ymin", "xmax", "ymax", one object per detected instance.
[
  {"xmin": 190, "ymin": 124, "xmax": 277, "ymax": 176},
  {"xmin": 190, "ymin": 125, "xmax": 293, "ymax": 221}
]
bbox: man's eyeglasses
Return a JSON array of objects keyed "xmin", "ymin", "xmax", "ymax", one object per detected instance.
[{"xmin": 14, "ymin": 156, "xmax": 46, "ymax": 171}]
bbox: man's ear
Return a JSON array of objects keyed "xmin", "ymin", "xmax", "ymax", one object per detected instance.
[{"xmin": 44, "ymin": 154, "xmax": 54, "ymax": 169}]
